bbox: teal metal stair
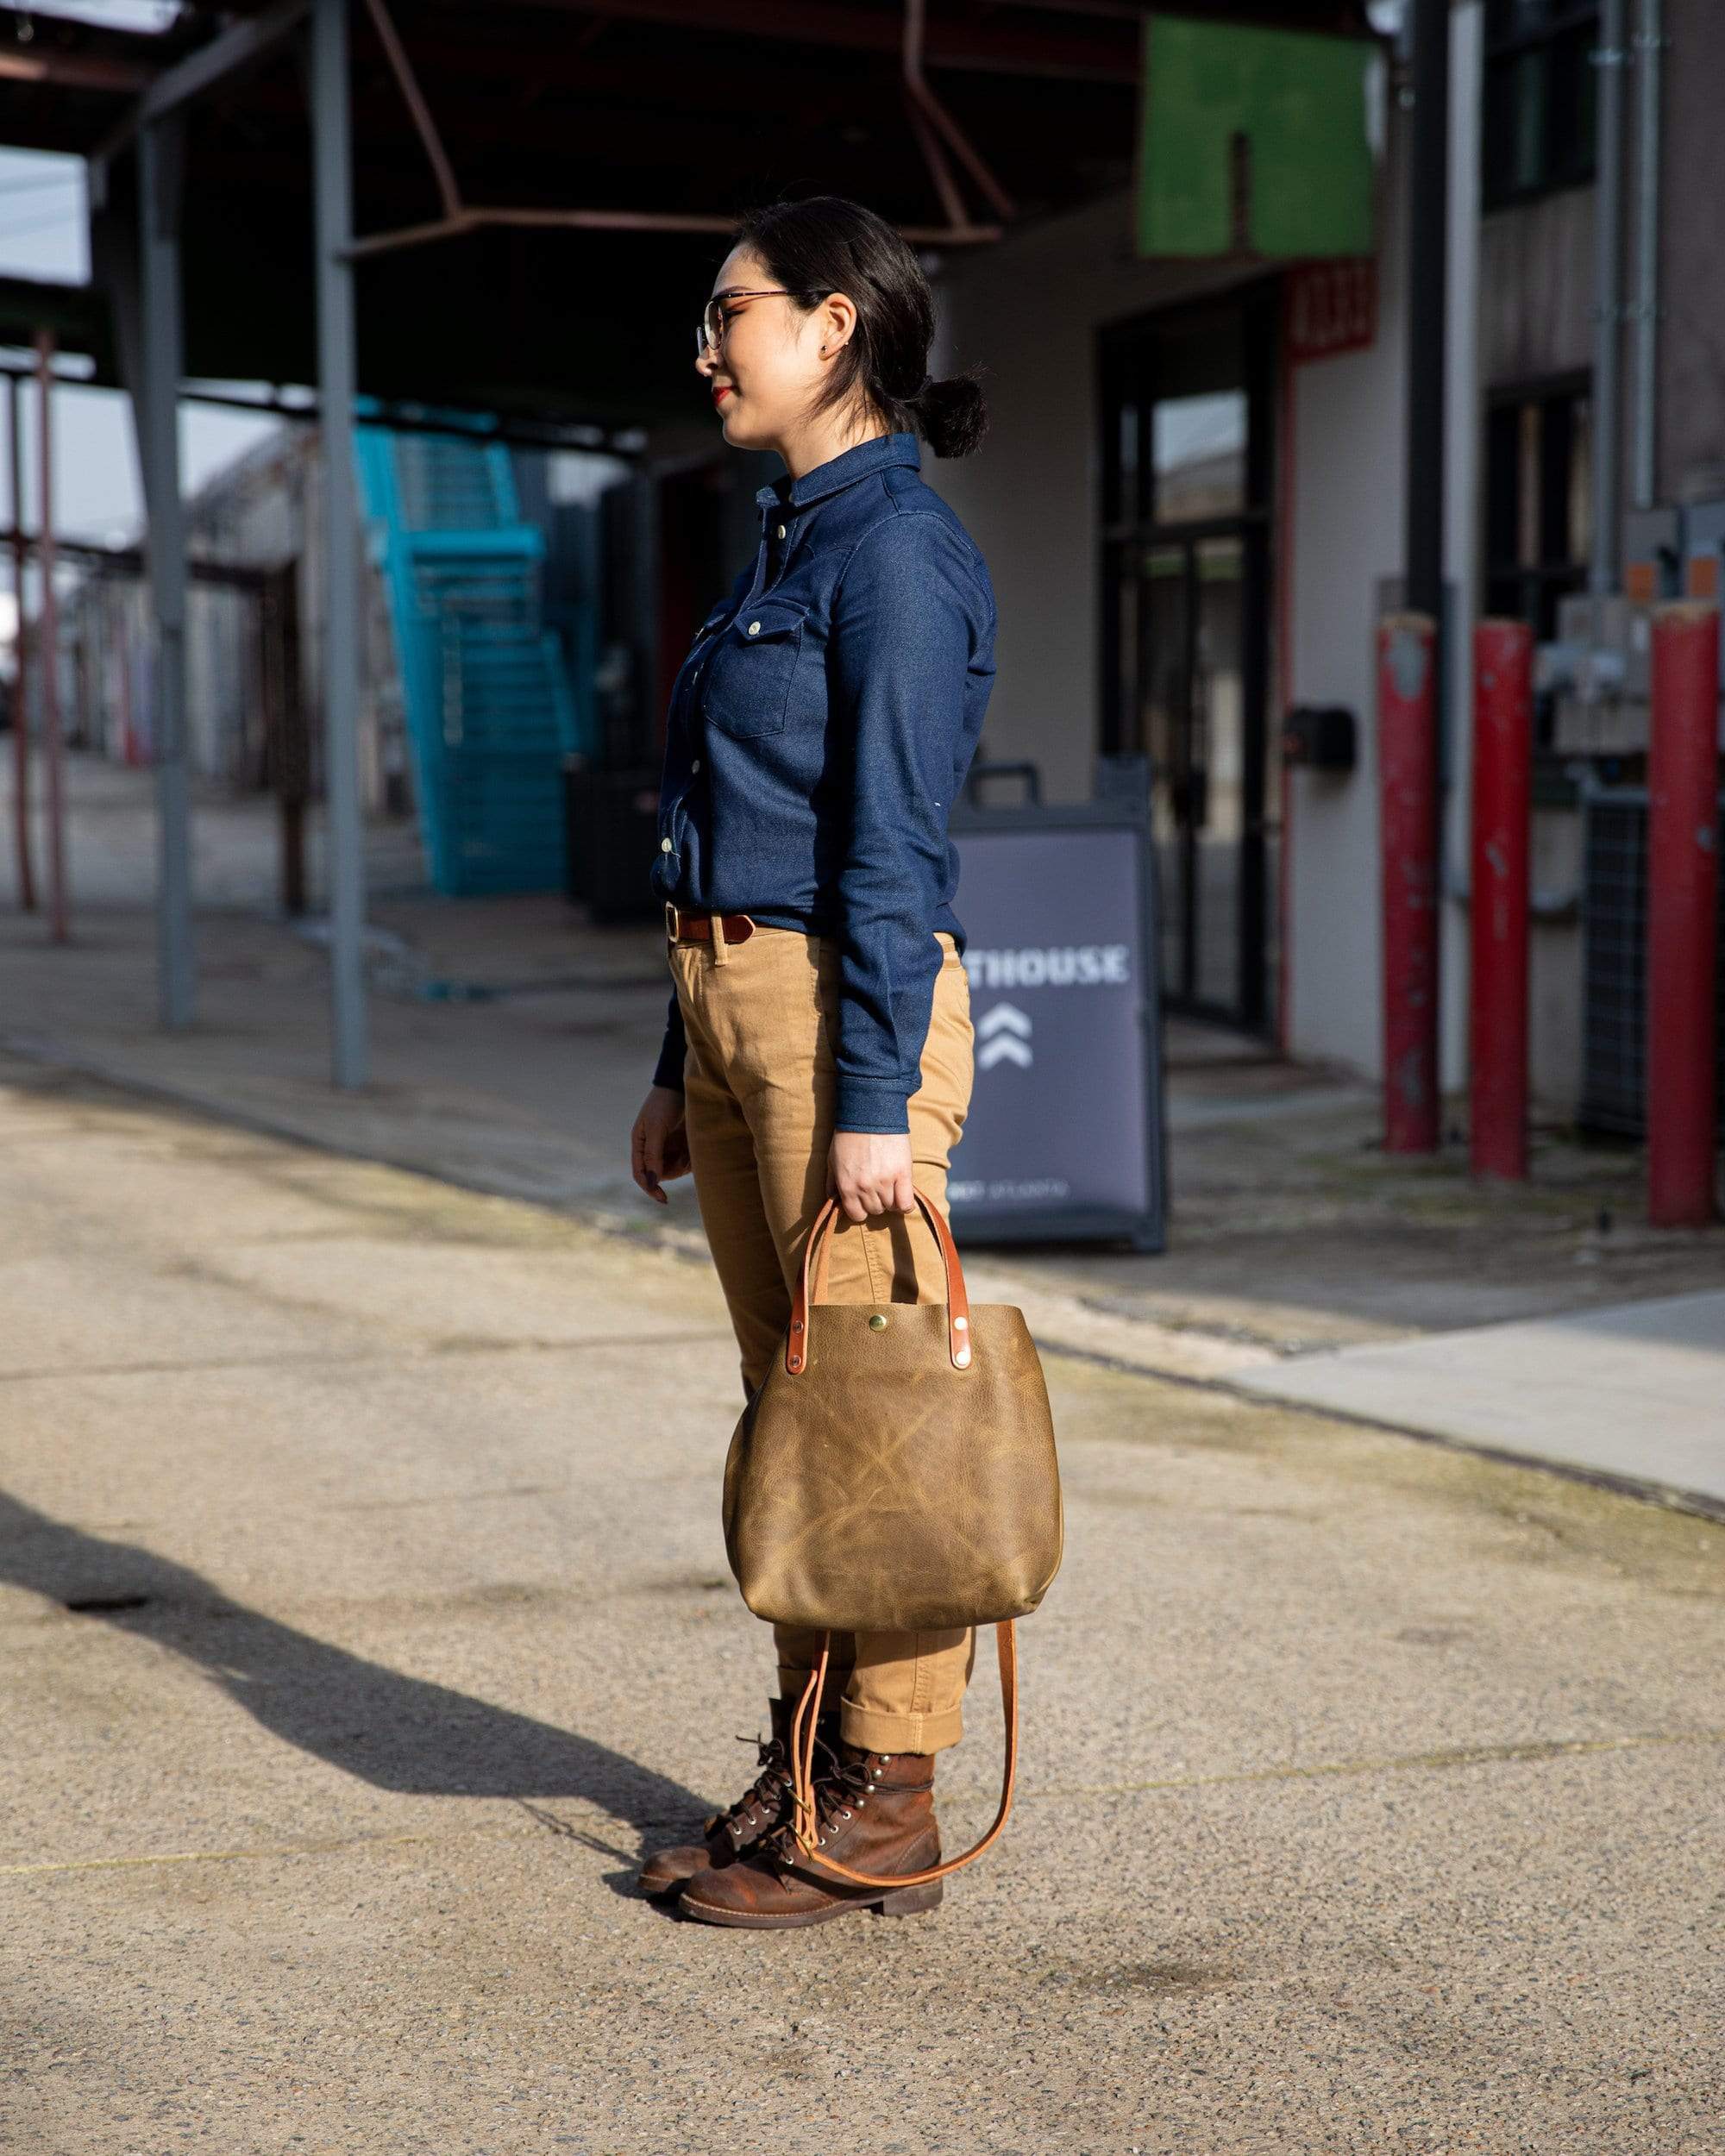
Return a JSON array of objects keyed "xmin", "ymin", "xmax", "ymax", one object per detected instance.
[{"xmin": 356, "ymin": 420, "xmax": 590, "ymax": 894}]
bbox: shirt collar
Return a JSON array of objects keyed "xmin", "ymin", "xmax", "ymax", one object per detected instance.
[{"xmin": 756, "ymin": 430, "xmax": 921, "ymax": 520}]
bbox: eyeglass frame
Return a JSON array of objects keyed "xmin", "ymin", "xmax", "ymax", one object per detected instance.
[{"xmin": 696, "ymin": 286, "xmax": 834, "ymax": 358}]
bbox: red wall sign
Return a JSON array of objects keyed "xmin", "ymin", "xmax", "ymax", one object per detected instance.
[{"xmin": 1284, "ymin": 259, "xmax": 1377, "ymax": 365}]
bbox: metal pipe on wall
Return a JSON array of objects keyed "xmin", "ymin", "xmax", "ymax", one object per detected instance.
[
  {"xmin": 311, "ymin": 0, "xmax": 369, "ymax": 1089},
  {"xmin": 1631, "ymin": 0, "xmax": 1662, "ymax": 511},
  {"xmin": 1590, "ymin": 0, "xmax": 1628, "ymax": 590},
  {"xmin": 1398, "ymin": 0, "xmax": 1450, "ymax": 1151},
  {"xmin": 1404, "ymin": 0, "xmax": 1450, "ymax": 622}
]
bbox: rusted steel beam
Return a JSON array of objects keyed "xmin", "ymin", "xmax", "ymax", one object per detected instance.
[
  {"xmin": 492, "ymin": 0, "xmax": 1139, "ymax": 85},
  {"xmin": 0, "ymin": 47, "xmax": 153, "ymax": 94}
]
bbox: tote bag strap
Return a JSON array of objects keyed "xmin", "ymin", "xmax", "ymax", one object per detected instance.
[
  {"xmin": 789, "ymin": 1185, "xmax": 973, "ymax": 1375},
  {"xmin": 784, "ymin": 1618, "xmax": 1019, "ymax": 1889}
]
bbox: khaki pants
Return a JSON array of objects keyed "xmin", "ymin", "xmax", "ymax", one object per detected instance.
[{"xmin": 669, "ymin": 920, "xmax": 978, "ymax": 1754}]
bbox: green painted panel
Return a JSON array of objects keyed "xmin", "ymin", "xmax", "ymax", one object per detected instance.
[{"xmin": 1136, "ymin": 15, "xmax": 1377, "ymax": 260}]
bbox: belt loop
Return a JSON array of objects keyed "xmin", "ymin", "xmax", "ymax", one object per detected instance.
[{"xmin": 711, "ymin": 913, "xmax": 731, "ymax": 966}]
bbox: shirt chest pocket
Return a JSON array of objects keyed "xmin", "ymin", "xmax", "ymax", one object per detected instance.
[{"xmin": 700, "ymin": 596, "xmax": 812, "ymax": 740}]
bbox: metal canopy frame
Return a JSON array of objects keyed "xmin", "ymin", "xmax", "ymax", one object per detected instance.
[
  {"xmin": 348, "ymin": 0, "xmax": 1014, "ymax": 258},
  {"xmin": 1, "ymin": 0, "xmax": 1374, "ymax": 1097}
]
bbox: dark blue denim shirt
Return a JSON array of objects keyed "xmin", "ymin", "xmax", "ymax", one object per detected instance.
[{"xmin": 649, "ymin": 429, "xmax": 997, "ymax": 1133}]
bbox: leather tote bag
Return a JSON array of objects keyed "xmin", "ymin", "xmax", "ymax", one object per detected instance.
[{"xmin": 721, "ymin": 1183, "xmax": 1063, "ymax": 1886}]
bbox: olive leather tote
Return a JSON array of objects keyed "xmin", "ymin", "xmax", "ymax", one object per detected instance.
[{"xmin": 721, "ymin": 1183, "xmax": 1063, "ymax": 1887}]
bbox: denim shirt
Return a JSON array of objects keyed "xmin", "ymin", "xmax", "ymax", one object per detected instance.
[{"xmin": 649, "ymin": 430, "xmax": 997, "ymax": 1134}]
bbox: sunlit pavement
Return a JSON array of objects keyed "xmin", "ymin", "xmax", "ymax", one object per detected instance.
[{"xmin": 3, "ymin": 1061, "xmax": 1722, "ymax": 2155}]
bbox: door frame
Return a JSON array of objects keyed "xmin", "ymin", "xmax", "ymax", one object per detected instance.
[{"xmin": 1096, "ymin": 278, "xmax": 1277, "ymax": 1033}]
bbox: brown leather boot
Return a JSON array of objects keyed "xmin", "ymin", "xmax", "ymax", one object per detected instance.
[
  {"xmin": 675, "ymin": 1739, "xmax": 944, "ymax": 1928},
  {"xmin": 637, "ymin": 1697, "xmax": 840, "ymax": 1899}
]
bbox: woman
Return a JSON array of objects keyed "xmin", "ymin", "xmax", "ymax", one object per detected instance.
[{"xmin": 628, "ymin": 195, "xmax": 996, "ymax": 1931}]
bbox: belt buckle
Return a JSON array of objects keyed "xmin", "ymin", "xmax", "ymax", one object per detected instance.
[{"xmin": 664, "ymin": 899, "xmax": 681, "ymax": 943}]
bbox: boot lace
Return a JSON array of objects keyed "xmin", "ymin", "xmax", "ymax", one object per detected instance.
[
  {"xmin": 762, "ymin": 1739, "xmax": 878, "ymax": 1864},
  {"xmin": 712, "ymin": 1723, "xmax": 837, "ymax": 1840}
]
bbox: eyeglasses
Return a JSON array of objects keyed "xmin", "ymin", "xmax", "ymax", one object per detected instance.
[{"xmin": 696, "ymin": 287, "xmax": 831, "ymax": 357}]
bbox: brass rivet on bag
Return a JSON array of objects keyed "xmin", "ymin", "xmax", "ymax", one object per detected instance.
[
  {"xmin": 955, "ymin": 1345, "xmax": 971, "ymax": 1365},
  {"xmin": 869, "ymin": 1313, "xmax": 888, "ymax": 1331}
]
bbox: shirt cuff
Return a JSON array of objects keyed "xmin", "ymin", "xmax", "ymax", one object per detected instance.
[
  {"xmin": 833, "ymin": 1073, "xmax": 913, "ymax": 1134},
  {"xmin": 652, "ymin": 1030, "xmax": 687, "ymax": 1093}
]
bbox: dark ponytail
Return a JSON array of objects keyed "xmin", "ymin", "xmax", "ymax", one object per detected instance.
[
  {"xmin": 908, "ymin": 370, "xmax": 988, "ymax": 460},
  {"xmin": 727, "ymin": 195, "xmax": 988, "ymax": 459}
]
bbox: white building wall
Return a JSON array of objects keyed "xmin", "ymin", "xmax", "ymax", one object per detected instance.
[
  {"xmin": 932, "ymin": 197, "xmax": 1248, "ymax": 806},
  {"xmin": 934, "ymin": 134, "xmax": 1416, "ymax": 1086},
  {"xmin": 1283, "ymin": 314, "xmax": 1402, "ymax": 1076}
]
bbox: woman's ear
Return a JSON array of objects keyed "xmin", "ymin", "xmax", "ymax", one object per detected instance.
[{"xmin": 818, "ymin": 290, "xmax": 859, "ymax": 361}]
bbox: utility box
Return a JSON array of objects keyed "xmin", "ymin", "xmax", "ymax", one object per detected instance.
[
  {"xmin": 1545, "ymin": 504, "xmax": 1725, "ymax": 755},
  {"xmin": 1682, "ymin": 498, "xmax": 1725, "ymax": 603},
  {"xmin": 1624, "ymin": 506, "xmax": 1682, "ymax": 605},
  {"xmin": 1548, "ymin": 592, "xmax": 1644, "ymax": 754},
  {"xmin": 1283, "ymin": 703, "xmax": 1357, "ymax": 772}
]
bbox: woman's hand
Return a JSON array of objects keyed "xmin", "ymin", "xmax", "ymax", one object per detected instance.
[
  {"xmin": 632, "ymin": 1084, "xmax": 692, "ymax": 1204},
  {"xmin": 828, "ymin": 1130, "xmax": 916, "ymax": 1222}
]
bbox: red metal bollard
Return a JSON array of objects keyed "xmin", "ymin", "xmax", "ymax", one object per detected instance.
[
  {"xmin": 1469, "ymin": 619, "xmax": 1534, "ymax": 1180},
  {"xmin": 1646, "ymin": 602, "xmax": 1721, "ymax": 1227},
  {"xmin": 1377, "ymin": 612, "xmax": 1440, "ymax": 1151}
]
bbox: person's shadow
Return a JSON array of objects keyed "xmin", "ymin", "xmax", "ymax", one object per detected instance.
[{"xmin": 0, "ymin": 1490, "xmax": 711, "ymax": 1896}]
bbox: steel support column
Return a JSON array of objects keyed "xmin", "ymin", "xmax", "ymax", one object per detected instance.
[
  {"xmin": 34, "ymin": 329, "xmax": 66, "ymax": 944},
  {"xmin": 311, "ymin": 0, "xmax": 368, "ymax": 1088},
  {"xmin": 138, "ymin": 115, "xmax": 196, "ymax": 1028},
  {"xmin": 7, "ymin": 374, "xmax": 33, "ymax": 912}
]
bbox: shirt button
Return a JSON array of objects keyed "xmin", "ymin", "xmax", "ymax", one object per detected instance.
[
  {"xmin": 660, "ymin": 837, "xmax": 672, "ymax": 852},
  {"xmin": 747, "ymin": 620, "xmax": 761, "ymax": 636},
  {"xmin": 775, "ymin": 524, "xmax": 787, "ymax": 539},
  {"xmin": 691, "ymin": 757, "xmax": 701, "ymax": 772}
]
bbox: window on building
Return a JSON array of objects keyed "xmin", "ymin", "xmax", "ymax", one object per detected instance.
[
  {"xmin": 1482, "ymin": 1, "xmax": 1598, "ymax": 209},
  {"xmin": 1485, "ymin": 376, "xmax": 1591, "ymax": 738}
]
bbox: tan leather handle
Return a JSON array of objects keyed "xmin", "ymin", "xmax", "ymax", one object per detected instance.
[
  {"xmin": 785, "ymin": 1620, "xmax": 1019, "ymax": 1889},
  {"xmin": 786, "ymin": 1183, "xmax": 974, "ymax": 1376}
]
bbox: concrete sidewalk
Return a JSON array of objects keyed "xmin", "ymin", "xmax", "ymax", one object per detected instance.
[
  {"xmin": 3, "ymin": 1063, "xmax": 1722, "ymax": 2153},
  {"xmin": 1235, "ymin": 1288, "xmax": 1725, "ymax": 1516}
]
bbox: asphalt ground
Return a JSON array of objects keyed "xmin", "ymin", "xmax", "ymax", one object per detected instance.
[{"xmin": 3, "ymin": 1062, "xmax": 1722, "ymax": 2154}]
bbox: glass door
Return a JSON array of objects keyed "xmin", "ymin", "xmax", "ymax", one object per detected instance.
[{"xmin": 1100, "ymin": 289, "xmax": 1274, "ymax": 1031}]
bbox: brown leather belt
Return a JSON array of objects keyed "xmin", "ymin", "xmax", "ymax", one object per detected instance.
[{"xmin": 665, "ymin": 901, "xmax": 755, "ymax": 944}]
